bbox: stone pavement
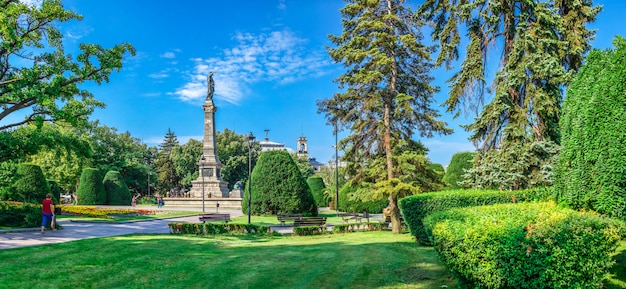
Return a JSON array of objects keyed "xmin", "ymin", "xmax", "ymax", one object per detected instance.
[{"xmin": 0, "ymin": 206, "xmax": 246, "ymax": 250}]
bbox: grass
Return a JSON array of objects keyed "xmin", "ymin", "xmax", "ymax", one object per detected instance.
[
  {"xmin": 56, "ymin": 211, "xmax": 197, "ymax": 223},
  {"xmin": 606, "ymin": 240, "xmax": 626, "ymax": 289},
  {"xmin": 0, "ymin": 232, "xmax": 457, "ymax": 289}
]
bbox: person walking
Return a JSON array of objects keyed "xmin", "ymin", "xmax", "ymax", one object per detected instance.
[
  {"xmin": 157, "ymin": 196, "xmax": 164, "ymax": 208},
  {"xmin": 41, "ymin": 193, "xmax": 56, "ymax": 234},
  {"xmin": 132, "ymin": 193, "xmax": 140, "ymax": 207}
]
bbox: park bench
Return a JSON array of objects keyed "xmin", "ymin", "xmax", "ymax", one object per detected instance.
[
  {"xmin": 293, "ymin": 217, "xmax": 327, "ymax": 227},
  {"xmin": 338, "ymin": 212, "xmax": 361, "ymax": 224},
  {"xmin": 199, "ymin": 213, "xmax": 230, "ymax": 223},
  {"xmin": 277, "ymin": 214, "xmax": 303, "ymax": 226}
]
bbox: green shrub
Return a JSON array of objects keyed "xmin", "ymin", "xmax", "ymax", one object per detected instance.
[
  {"xmin": 48, "ymin": 180, "xmax": 62, "ymax": 204},
  {"xmin": 554, "ymin": 37, "xmax": 626, "ymax": 218},
  {"xmin": 307, "ymin": 176, "xmax": 328, "ymax": 207},
  {"xmin": 442, "ymin": 152, "xmax": 474, "ymax": 189},
  {"xmin": 167, "ymin": 222, "xmax": 271, "ymax": 235},
  {"xmin": 103, "ymin": 171, "xmax": 131, "ymax": 205},
  {"xmin": 243, "ymin": 150, "xmax": 317, "ymax": 216},
  {"xmin": 0, "ymin": 161, "xmax": 18, "ymax": 201},
  {"xmin": 338, "ymin": 183, "xmax": 388, "ymax": 214},
  {"xmin": 76, "ymin": 168, "xmax": 106, "ymax": 205},
  {"xmin": 424, "ymin": 202, "xmax": 620, "ymax": 289},
  {"xmin": 399, "ymin": 187, "xmax": 551, "ymax": 245},
  {"xmin": 331, "ymin": 222, "xmax": 388, "ymax": 233},
  {"xmin": 13, "ymin": 163, "xmax": 50, "ymax": 203},
  {"xmin": 292, "ymin": 226, "xmax": 326, "ymax": 236},
  {"xmin": 0, "ymin": 202, "xmax": 43, "ymax": 228}
]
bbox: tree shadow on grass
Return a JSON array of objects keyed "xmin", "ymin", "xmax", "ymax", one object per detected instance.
[{"xmin": 0, "ymin": 232, "xmax": 458, "ymax": 289}]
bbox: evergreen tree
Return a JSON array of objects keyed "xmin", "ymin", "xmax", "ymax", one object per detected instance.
[
  {"xmin": 442, "ymin": 152, "xmax": 475, "ymax": 189},
  {"xmin": 419, "ymin": 0, "xmax": 600, "ymax": 148},
  {"xmin": 307, "ymin": 176, "xmax": 328, "ymax": 207},
  {"xmin": 160, "ymin": 128, "xmax": 179, "ymax": 157},
  {"xmin": 554, "ymin": 37, "xmax": 626, "ymax": 218},
  {"xmin": 243, "ymin": 150, "xmax": 317, "ymax": 216},
  {"xmin": 318, "ymin": 0, "xmax": 451, "ymax": 233},
  {"xmin": 154, "ymin": 129, "xmax": 180, "ymax": 196},
  {"xmin": 77, "ymin": 168, "xmax": 106, "ymax": 205},
  {"xmin": 103, "ymin": 170, "xmax": 131, "ymax": 205}
]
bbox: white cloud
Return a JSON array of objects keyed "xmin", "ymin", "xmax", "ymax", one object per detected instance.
[
  {"xmin": 423, "ymin": 140, "xmax": 475, "ymax": 154},
  {"xmin": 172, "ymin": 29, "xmax": 330, "ymax": 105},
  {"xmin": 277, "ymin": 0, "xmax": 286, "ymax": 10},
  {"xmin": 20, "ymin": 0, "xmax": 42, "ymax": 7},
  {"xmin": 160, "ymin": 52, "xmax": 176, "ymax": 58}
]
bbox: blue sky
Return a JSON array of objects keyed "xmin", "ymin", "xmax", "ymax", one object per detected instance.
[{"xmin": 48, "ymin": 0, "xmax": 626, "ymax": 166}]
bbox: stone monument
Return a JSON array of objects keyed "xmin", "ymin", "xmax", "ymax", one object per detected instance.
[{"xmin": 189, "ymin": 72, "xmax": 230, "ymax": 198}]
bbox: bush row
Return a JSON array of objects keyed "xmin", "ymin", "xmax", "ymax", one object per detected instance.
[
  {"xmin": 399, "ymin": 187, "xmax": 552, "ymax": 245},
  {"xmin": 0, "ymin": 201, "xmax": 42, "ymax": 228},
  {"xmin": 168, "ymin": 222, "xmax": 272, "ymax": 235},
  {"xmin": 424, "ymin": 202, "xmax": 619, "ymax": 289}
]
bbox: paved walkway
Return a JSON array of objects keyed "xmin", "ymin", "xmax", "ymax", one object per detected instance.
[{"xmin": 0, "ymin": 206, "xmax": 247, "ymax": 250}]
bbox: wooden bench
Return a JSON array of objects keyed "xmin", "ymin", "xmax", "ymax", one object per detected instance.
[
  {"xmin": 338, "ymin": 212, "xmax": 361, "ymax": 224},
  {"xmin": 199, "ymin": 214, "xmax": 230, "ymax": 223},
  {"xmin": 277, "ymin": 214, "xmax": 303, "ymax": 226},
  {"xmin": 293, "ymin": 217, "xmax": 327, "ymax": 227}
]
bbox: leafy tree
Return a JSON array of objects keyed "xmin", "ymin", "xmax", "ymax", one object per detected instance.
[
  {"xmin": 12, "ymin": 163, "xmax": 50, "ymax": 203},
  {"xmin": 103, "ymin": 170, "xmax": 131, "ymax": 205},
  {"xmin": 76, "ymin": 168, "xmax": 106, "ymax": 205},
  {"xmin": 171, "ymin": 139, "xmax": 201, "ymax": 191},
  {"xmin": 215, "ymin": 129, "xmax": 260, "ymax": 190},
  {"xmin": 307, "ymin": 176, "xmax": 328, "ymax": 207},
  {"xmin": 243, "ymin": 150, "xmax": 317, "ymax": 216},
  {"xmin": 316, "ymin": 164, "xmax": 348, "ymax": 210},
  {"xmin": 318, "ymin": 0, "xmax": 451, "ymax": 233},
  {"xmin": 293, "ymin": 154, "xmax": 314, "ymax": 179},
  {"xmin": 419, "ymin": 0, "xmax": 600, "ymax": 187},
  {"xmin": 0, "ymin": 0, "xmax": 134, "ymax": 132},
  {"xmin": 554, "ymin": 37, "xmax": 626, "ymax": 218},
  {"xmin": 442, "ymin": 152, "xmax": 475, "ymax": 189},
  {"xmin": 0, "ymin": 161, "xmax": 18, "ymax": 201},
  {"xmin": 338, "ymin": 183, "xmax": 389, "ymax": 214}
]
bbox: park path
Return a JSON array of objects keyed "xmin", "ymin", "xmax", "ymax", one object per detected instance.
[{"xmin": 0, "ymin": 206, "xmax": 244, "ymax": 250}]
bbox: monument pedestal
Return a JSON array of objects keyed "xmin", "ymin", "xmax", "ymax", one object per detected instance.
[{"xmin": 189, "ymin": 178, "xmax": 230, "ymax": 198}]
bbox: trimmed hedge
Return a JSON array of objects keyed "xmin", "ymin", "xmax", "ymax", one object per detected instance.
[
  {"xmin": 168, "ymin": 222, "xmax": 271, "ymax": 235},
  {"xmin": 399, "ymin": 187, "xmax": 551, "ymax": 245},
  {"xmin": 103, "ymin": 170, "xmax": 131, "ymax": 205},
  {"xmin": 307, "ymin": 176, "xmax": 328, "ymax": 207},
  {"xmin": 424, "ymin": 202, "xmax": 619, "ymax": 289},
  {"xmin": 76, "ymin": 168, "xmax": 106, "ymax": 205}
]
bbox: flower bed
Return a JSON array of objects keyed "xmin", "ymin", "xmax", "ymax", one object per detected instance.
[{"xmin": 58, "ymin": 206, "xmax": 158, "ymax": 218}]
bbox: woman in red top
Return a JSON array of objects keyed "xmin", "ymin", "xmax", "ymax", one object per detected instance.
[{"xmin": 41, "ymin": 193, "xmax": 56, "ymax": 233}]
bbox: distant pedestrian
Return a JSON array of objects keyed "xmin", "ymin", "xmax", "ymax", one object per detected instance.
[
  {"xmin": 41, "ymin": 193, "xmax": 56, "ymax": 234},
  {"xmin": 132, "ymin": 193, "xmax": 140, "ymax": 207},
  {"xmin": 157, "ymin": 196, "xmax": 164, "ymax": 208}
]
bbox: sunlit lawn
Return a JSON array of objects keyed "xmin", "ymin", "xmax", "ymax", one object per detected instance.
[
  {"xmin": 0, "ymin": 232, "xmax": 457, "ymax": 289},
  {"xmin": 55, "ymin": 211, "xmax": 198, "ymax": 223}
]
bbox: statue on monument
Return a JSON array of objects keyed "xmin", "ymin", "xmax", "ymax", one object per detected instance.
[{"xmin": 207, "ymin": 72, "xmax": 215, "ymax": 100}]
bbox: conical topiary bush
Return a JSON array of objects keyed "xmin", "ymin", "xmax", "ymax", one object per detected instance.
[
  {"xmin": 103, "ymin": 170, "xmax": 131, "ymax": 205},
  {"xmin": 77, "ymin": 168, "xmax": 106, "ymax": 205}
]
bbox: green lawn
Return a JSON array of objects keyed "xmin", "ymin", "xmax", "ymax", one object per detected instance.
[
  {"xmin": 55, "ymin": 211, "xmax": 198, "ymax": 223},
  {"xmin": 0, "ymin": 232, "xmax": 457, "ymax": 289}
]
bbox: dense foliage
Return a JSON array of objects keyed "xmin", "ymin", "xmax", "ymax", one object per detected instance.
[
  {"xmin": 243, "ymin": 150, "xmax": 316, "ymax": 216},
  {"xmin": 461, "ymin": 141, "xmax": 558, "ymax": 190},
  {"xmin": 307, "ymin": 176, "xmax": 328, "ymax": 207},
  {"xmin": 319, "ymin": 0, "xmax": 451, "ymax": 233},
  {"xmin": 76, "ymin": 168, "xmax": 106, "ymax": 205},
  {"xmin": 399, "ymin": 188, "xmax": 551, "ymax": 244},
  {"xmin": 103, "ymin": 171, "xmax": 131, "ymax": 205},
  {"xmin": 0, "ymin": 202, "xmax": 43, "ymax": 228},
  {"xmin": 424, "ymin": 202, "xmax": 619, "ymax": 289},
  {"xmin": 442, "ymin": 152, "xmax": 474, "ymax": 189},
  {"xmin": 12, "ymin": 164, "xmax": 50, "ymax": 203},
  {"xmin": 0, "ymin": 0, "xmax": 134, "ymax": 162},
  {"xmin": 338, "ymin": 183, "xmax": 388, "ymax": 214},
  {"xmin": 554, "ymin": 37, "xmax": 626, "ymax": 218},
  {"xmin": 48, "ymin": 180, "xmax": 62, "ymax": 203}
]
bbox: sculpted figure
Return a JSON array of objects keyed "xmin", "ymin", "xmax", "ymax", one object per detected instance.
[{"xmin": 207, "ymin": 72, "xmax": 215, "ymax": 100}]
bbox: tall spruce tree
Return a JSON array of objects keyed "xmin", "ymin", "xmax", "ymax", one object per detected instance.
[
  {"xmin": 318, "ymin": 0, "xmax": 451, "ymax": 233},
  {"xmin": 418, "ymin": 0, "xmax": 600, "ymax": 187}
]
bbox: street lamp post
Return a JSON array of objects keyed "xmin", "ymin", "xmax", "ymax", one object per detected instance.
[
  {"xmin": 201, "ymin": 155, "xmax": 206, "ymax": 213},
  {"xmin": 247, "ymin": 132, "xmax": 255, "ymax": 224},
  {"xmin": 335, "ymin": 121, "xmax": 339, "ymax": 216},
  {"xmin": 148, "ymin": 172, "xmax": 151, "ymax": 200}
]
